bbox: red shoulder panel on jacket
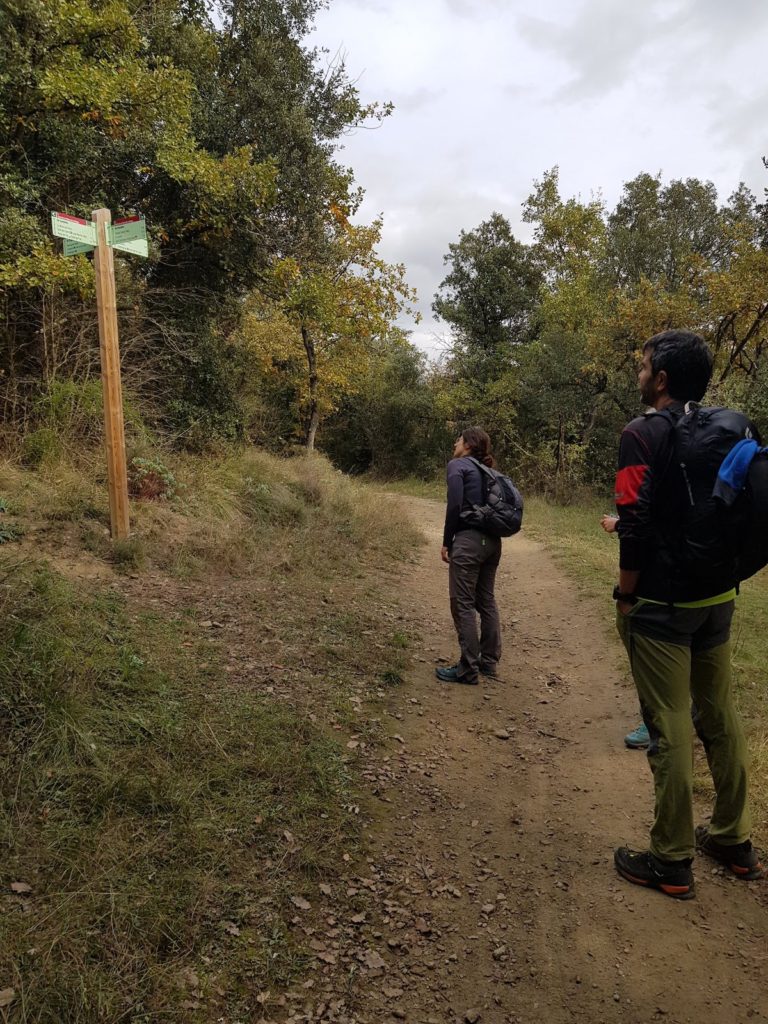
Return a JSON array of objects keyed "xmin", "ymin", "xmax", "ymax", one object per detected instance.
[{"xmin": 615, "ymin": 464, "xmax": 648, "ymax": 506}]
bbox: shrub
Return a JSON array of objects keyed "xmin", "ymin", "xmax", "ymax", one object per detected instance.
[
  {"xmin": 21, "ymin": 426, "xmax": 61, "ymax": 468},
  {"xmin": 128, "ymin": 457, "xmax": 179, "ymax": 500},
  {"xmin": 0, "ymin": 522, "xmax": 24, "ymax": 544},
  {"xmin": 111, "ymin": 536, "xmax": 146, "ymax": 570},
  {"xmin": 38, "ymin": 378, "xmax": 105, "ymax": 442}
]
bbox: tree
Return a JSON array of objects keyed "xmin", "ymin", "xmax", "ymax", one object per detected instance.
[
  {"xmin": 246, "ymin": 214, "xmax": 417, "ymax": 450},
  {"xmin": 606, "ymin": 174, "xmax": 726, "ymax": 291},
  {"xmin": 323, "ymin": 335, "xmax": 451, "ymax": 477},
  {"xmin": 513, "ymin": 331, "xmax": 620, "ymax": 494},
  {"xmin": 522, "ymin": 167, "xmax": 608, "ymax": 337},
  {"xmin": 433, "ymin": 213, "xmax": 540, "ymax": 383},
  {"xmin": 0, "ymin": 0, "xmax": 391, "ymax": 444},
  {"xmin": 0, "ymin": 0, "xmax": 274, "ymax": 428},
  {"xmin": 433, "ymin": 167, "xmax": 768, "ymax": 493},
  {"xmin": 608, "ymin": 194, "xmax": 768, "ymax": 388},
  {"xmin": 135, "ymin": 0, "xmax": 390, "ymax": 439}
]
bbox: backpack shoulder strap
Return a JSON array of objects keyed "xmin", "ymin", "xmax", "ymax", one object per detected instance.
[
  {"xmin": 634, "ymin": 408, "xmax": 680, "ymax": 490},
  {"xmin": 467, "ymin": 456, "xmax": 495, "ymax": 479},
  {"xmin": 649, "ymin": 407, "xmax": 682, "ymax": 429}
]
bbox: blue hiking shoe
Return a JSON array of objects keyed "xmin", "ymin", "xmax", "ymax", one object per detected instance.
[
  {"xmin": 624, "ymin": 723, "xmax": 650, "ymax": 749},
  {"xmin": 435, "ymin": 664, "xmax": 478, "ymax": 685}
]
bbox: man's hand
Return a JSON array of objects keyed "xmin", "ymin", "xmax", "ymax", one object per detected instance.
[
  {"xmin": 441, "ymin": 545, "xmax": 450, "ymax": 564},
  {"xmin": 600, "ymin": 514, "xmax": 619, "ymax": 534},
  {"xmin": 616, "ymin": 600, "xmax": 635, "ymax": 616}
]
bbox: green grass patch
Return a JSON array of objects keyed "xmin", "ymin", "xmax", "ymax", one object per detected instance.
[
  {"xmin": 372, "ymin": 475, "xmax": 444, "ymax": 500},
  {"xmin": 524, "ymin": 495, "xmax": 617, "ymax": 623},
  {"xmin": 0, "ymin": 559, "xmax": 354, "ymax": 1022}
]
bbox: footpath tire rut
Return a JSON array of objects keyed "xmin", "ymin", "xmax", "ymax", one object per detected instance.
[{"xmin": 346, "ymin": 498, "xmax": 767, "ymax": 1024}]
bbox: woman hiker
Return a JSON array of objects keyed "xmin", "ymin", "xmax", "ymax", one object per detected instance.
[{"xmin": 437, "ymin": 427, "xmax": 502, "ymax": 686}]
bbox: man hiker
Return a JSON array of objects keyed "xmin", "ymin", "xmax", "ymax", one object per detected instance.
[{"xmin": 611, "ymin": 329, "xmax": 764, "ymax": 898}]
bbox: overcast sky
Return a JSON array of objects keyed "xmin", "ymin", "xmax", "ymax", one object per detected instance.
[{"xmin": 310, "ymin": 0, "xmax": 768, "ymax": 357}]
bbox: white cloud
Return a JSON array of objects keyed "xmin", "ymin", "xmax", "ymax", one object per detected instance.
[{"xmin": 311, "ymin": 0, "xmax": 768, "ymax": 357}]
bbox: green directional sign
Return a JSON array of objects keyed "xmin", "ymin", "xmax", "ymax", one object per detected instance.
[
  {"xmin": 108, "ymin": 216, "xmax": 148, "ymax": 257},
  {"xmin": 51, "ymin": 212, "xmax": 97, "ymax": 248},
  {"xmin": 63, "ymin": 238, "xmax": 95, "ymax": 256}
]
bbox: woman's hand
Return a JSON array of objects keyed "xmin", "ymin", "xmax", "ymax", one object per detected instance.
[
  {"xmin": 441, "ymin": 545, "xmax": 450, "ymax": 564},
  {"xmin": 600, "ymin": 514, "xmax": 619, "ymax": 534}
]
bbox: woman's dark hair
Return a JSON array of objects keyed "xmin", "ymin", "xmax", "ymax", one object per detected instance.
[
  {"xmin": 643, "ymin": 330, "xmax": 713, "ymax": 402},
  {"xmin": 461, "ymin": 426, "xmax": 495, "ymax": 467}
]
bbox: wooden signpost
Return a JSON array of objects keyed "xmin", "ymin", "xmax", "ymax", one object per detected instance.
[{"xmin": 51, "ymin": 209, "xmax": 148, "ymax": 540}]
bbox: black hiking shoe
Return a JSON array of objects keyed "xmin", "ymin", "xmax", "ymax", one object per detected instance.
[
  {"xmin": 695, "ymin": 826, "xmax": 765, "ymax": 880},
  {"xmin": 614, "ymin": 847, "xmax": 695, "ymax": 900},
  {"xmin": 435, "ymin": 664, "xmax": 478, "ymax": 685},
  {"xmin": 479, "ymin": 664, "xmax": 499, "ymax": 678}
]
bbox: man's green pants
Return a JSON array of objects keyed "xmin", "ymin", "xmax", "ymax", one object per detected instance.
[{"xmin": 617, "ymin": 599, "xmax": 751, "ymax": 861}]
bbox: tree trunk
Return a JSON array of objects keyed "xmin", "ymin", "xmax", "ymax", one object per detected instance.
[
  {"xmin": 581, "ymin": 400, "xmax": 601, "ymax": 444},
  {"xmin": 302, "ymin": 324, "xmax": 320, "ymax": 451},
  {"xmin": 719, "ymin": 302, "xmax": 768, "ymax": 383}
]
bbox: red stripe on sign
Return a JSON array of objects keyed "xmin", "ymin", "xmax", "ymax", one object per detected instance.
[
  {"xmin": 114, "ymin": 216, "xmax": 141, "ymax": 224},
  {"xmin": 56, "ymin": 213, "xmax": 88, "ymax": 224},
  {"xmin": 615, "ymin": 464, "xmax": 648, "ymax": 506}
]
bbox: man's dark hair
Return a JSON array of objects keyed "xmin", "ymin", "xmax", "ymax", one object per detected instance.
[{"xmin": 643, "ymin": 330, "xmax": 713, "ymax": 402}]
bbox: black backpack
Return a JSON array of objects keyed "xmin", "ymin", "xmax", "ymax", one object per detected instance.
[
  {"xmin": 459, "ymin": 457, "xmax": 523, "ymax": 538},
  {"xmin": 658, "ymin": 405, "xmax": 768, "ymax": 589}
]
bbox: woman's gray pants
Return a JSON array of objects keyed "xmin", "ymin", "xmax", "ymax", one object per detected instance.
[{"xmin": 448, "ymin": 529, "xmax": 502, "ymax": 682}]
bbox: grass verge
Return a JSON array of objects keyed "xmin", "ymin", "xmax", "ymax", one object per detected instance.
[
  {"xmin": 0, "ymin": 450, "xmax": 422, "ymax": 1022},
  {"xmin": 369, "ymin": 475, "xmax": 444, "ymax": 501},
  {"xmin": 2, "ymin": 449, "xmax": 420, "ymax": 577}
]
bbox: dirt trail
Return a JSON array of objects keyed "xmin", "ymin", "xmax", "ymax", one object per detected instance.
[{"xmin": 350, "ymin": 498, "xmax": 767, "ymax": 1024}]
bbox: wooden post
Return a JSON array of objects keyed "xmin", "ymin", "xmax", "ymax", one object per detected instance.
[{"xmin": 92, "ymin": 208, "xmax": 130, "ymax": 540}]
